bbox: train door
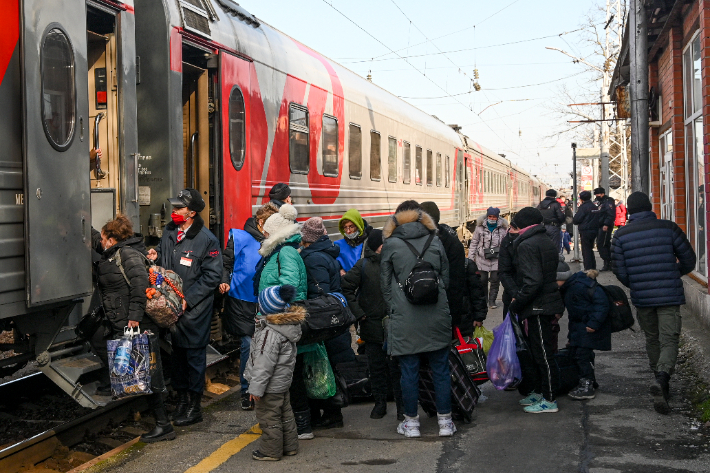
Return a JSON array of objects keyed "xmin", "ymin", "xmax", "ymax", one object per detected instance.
[
  {"xmin": 21, "ymin": 0, "xmax": 92, "ymax": 306},
  {"xmin": 455, "ymin": 149, "xmax": 467, "ymax": 224}
]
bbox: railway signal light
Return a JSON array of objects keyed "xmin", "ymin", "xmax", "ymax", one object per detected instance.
[{"xmin": 473, "ymin": 68, "xmax": 479, "ymax": 79}]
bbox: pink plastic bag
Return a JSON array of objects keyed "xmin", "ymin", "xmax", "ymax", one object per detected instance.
[{"xmin": 485, "ymin": 315, "xmax": 522, "ymax": 390}]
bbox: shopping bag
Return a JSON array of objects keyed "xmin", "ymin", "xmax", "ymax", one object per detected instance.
[
  {"xmin": 473, "ymin": 325, "xmax": 494, "ymax": 355},
  {"xmin": 303, "ymin": 342, "xmax": 336, "ymax": 399},
  {"xmin": 107, "ymin": 327, "xmax": 152, "ymax": 399},
  {"xmin": 453, "ymin": 327, "xmax": 488, "ymax": 385},
  {"xmin": 485, "ymin": 315, "xmax": 522, "ymax": 390}
]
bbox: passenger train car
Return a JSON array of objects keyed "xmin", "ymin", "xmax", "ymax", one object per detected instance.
[{"xmin": 0, "ymin": 0, "xmax": 546, "ymax": 406}]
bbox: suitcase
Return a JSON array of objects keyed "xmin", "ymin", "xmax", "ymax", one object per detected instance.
[
  {"xmin": 418, "ymin": 347, "xmax": 480, "ymax": 423},
  {"xmin": 335, "ymin": 355, "xmax": 372, "ymax": 400}
]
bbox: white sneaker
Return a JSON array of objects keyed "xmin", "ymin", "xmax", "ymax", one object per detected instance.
[
  {"xmin": 437, "ymin": 414, "xmax": 456, "ymax": 437},
  {"xmin": 396, "ymin": 415, "xmax": 421, "ymax": 438},
  {"xmin": 298, "ymin": 432, "xmax": 314, "ymax": 440}
]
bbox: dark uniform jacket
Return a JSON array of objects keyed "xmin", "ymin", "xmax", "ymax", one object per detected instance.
[
  {"xmin": 611, "ymin": 211, "xmax": 696, "ymax": 307},
  {"xmin": 508, "ymin": 225, "xmax": 564, "ymax": 319},
  {"xmin": 155, "ymin": 214, "xmax": 222, "ymax": 348},
  {"xmin": 573, "ymin": 200, "xmax": 599, "ymax": 234},
  {"xmin": 537, "ymin": 197, "xmax": 565, "ymax": 226},
  {"xmin": 593, "ymin": 195, "xmax": 616, "ymax": 228},
  {"xmin": 342, "ymin": 246, "xmax": 387, "ymax": 344},
  {"xmin": 463, "ymin": 259, "xmax": 488, "ymax": 329}
]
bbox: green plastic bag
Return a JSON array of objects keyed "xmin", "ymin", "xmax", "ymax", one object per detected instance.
[
  {"xmin": 303, "ymin": 342, "xmax": 336, "ymax": 399},
  {"xmin": 474, "ymin": 325, "xmax": 495, "ymax": 355}
]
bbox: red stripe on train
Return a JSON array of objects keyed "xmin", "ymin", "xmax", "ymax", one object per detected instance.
[{"xmin": 0, "ymin": 2, "xmax": 19, "ymax": 83}]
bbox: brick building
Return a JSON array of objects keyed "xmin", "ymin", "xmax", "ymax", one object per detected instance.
[{"xmin": 610, "ymin": 0, "xmax": 709, "ymax": 320}]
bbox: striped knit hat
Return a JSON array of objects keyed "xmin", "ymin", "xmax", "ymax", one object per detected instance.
[{"xmin": 258, "ymin": 285, "xmax": 297, "ymax": 315}]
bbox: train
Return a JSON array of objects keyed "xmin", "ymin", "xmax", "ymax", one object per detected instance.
[{"xmin": 0, "ymin": 0, "xmax": 547, "ymax": 407}]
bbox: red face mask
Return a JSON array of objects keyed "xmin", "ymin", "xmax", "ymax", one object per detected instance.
[{"xmin": 171, "ymin": 212, "xmax": 188, "ymax": 225}]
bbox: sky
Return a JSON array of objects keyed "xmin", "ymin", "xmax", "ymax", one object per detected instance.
[{"xmin": 239, "ymin": 0, "xmax": 610, "ymax": 187}]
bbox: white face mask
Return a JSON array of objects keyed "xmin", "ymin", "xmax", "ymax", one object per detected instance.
[
  {"xmin": 487, "ymin": 218, "xmax": 498, "ymax": 226},
  {"xmin": 345, "ymin": 231, "xmax": 360, "ymax": 240}
]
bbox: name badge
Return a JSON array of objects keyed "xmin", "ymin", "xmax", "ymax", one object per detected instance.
[{"xmin": 180, "ymin": 257, "xmax": 193, "ymax": 267}]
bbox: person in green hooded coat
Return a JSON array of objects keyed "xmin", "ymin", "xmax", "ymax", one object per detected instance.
[{"xmin": 335, "ymin": 208, "xmax": 372, "ymax": 275}]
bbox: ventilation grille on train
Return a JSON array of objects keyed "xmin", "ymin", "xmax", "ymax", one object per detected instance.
[
  {"xmin": 214, "ymin": 0, "xmax": 260, "ymax": 27},
  {"xmin": 178, "ymin": 0, "xmax": 216, "ymax": 37}
]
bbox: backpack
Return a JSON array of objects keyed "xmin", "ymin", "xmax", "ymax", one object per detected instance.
[
  {"xmin": 589, "ymin": 283, "xmax": 634, "ymax": 333},
  {"xmin": 537, "ymin": 200, "xmax": 556, "ymax": 225},
  {"xmin": 393, "ymin": 232, "xmax": 439, "ymax": 305}
]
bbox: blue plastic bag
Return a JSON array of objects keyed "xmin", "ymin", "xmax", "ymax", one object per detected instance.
[
  {"xmin": 486, "ymin": 314, "xmax": 522, "ymax": 390},
  {"xmin": 107, "ymin": 327, "xmax": 152, "ymax": 399}
]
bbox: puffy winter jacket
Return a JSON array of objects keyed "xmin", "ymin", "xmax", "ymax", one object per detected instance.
[
  {"xmin": 342, "ymin": 246, "xmax": 387, "ymax": 344},
  {"xmin": 381, "ymin": 209, "xmax": 451, "ymax": 356},
  {"xmin": 561, "ymin": 271, "xmax": 611, "ymax": 351},
  {"xmin": 256, "ymin": 225, "xmax": 308, "ymax": 302},
  {"xmin": 498, "ymin": 231, "xmax": 519, "ymax": 307},
  {"xmin": 468, "ymin": 215, "xmax": 509, "ymax": 272},
  {"xmin": 462, "ymin": 259, "xmax": 487, "ymax": 332},
  {"xmin": 336, "ymin": 209, "xmax": 372, "ymax": 272},
  {"xmin": 615, "ymin": 204, "xmax": 627, "ymax": 227},
  {"xmin": 573, "ymin": 200, "xmax": 598, "ymax": 234},
  {"xmin": 537, "ymin": 197, "xmax": 566, "ymax": 226},
  {"xmin": 611, "ymin": 211, "xmax": 696, "ymax": 307},
  {"xmin": 244, "ymin": 306, "xmax": 305, "ymax": 397},
  {"xmin": 300, "ymin": 235, "xmax": 342, "ymax": 298},
  {"xmin": 508, "ymin": 224, "xmax": 564, "ymax": 319},
  {"xmin": 438, "ymin": 223, "xmax": 468, "ymax": 319}
]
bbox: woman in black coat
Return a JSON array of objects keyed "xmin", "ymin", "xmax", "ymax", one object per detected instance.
[{"xmin": 96, "ymin": 215, "xmax": 175, "ymax": 443}]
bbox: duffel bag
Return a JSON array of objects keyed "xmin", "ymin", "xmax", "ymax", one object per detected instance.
[{"xmin": 294, "ymin": 292, "xmax": 356, "ymax": 346}]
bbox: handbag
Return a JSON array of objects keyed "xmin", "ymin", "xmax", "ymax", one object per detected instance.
[
  {"xmin": 76, "ymin": 304, "xmax": 107, "ymax": 340},
  {"xmin": 509, "ymin": 312, "xmax": 530, "ymax": 354},
  {"xmin": 483, "ymin": 233, "xmax": 500, "ymax": 260},
  {"xmin": 453, "ymin": 327, "xmax": 488, "ymax": 385}
]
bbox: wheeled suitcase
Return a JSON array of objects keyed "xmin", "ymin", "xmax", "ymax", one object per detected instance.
[
  {"xmin": 335, "ymin": 355, "xmax": 372, "ymax": 400},
  {"xmin": 418, "ymin": 347, "xmax": 480, "ymax": 423}
]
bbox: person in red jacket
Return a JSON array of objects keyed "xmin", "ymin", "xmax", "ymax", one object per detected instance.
[{"xmin": 615, "ymin": 199, "xmax": 627, "ymax": 228}]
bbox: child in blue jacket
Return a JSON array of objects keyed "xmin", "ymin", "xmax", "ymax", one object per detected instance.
[
  {"xmin": 559, "ymin": 269, "xmax": 611, "ymax": 400},
  {"xmin": 561, "ymin": 228, "xmax": 572, "ymax": 255}
]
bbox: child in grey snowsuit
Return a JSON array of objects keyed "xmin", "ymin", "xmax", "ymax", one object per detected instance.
[{"xmin": 245, "ymin": 285, "xmax": 306, "ymax": 461}]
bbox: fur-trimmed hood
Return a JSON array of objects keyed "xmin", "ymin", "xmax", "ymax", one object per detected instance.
[
  {"xmin": 257, "ymin": 305, "xmax": 306, "ymax": 342},
  {"xmin": 476, "ymin": 214, "xmax": 509, "ymax": 230},
  {"xmin": 382, "ymin": 210, "xmax": 437, "ymax": 239},
  {"xmin": 259, "ymin": 223, "xmax": 301, "ymax": 257}
]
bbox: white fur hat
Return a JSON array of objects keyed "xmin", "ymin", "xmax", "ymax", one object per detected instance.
[{"xmin": 263, "ymin": 203, "xmax": 298, "ymax": 236}]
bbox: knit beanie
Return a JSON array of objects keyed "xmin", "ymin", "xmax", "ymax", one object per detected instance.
[
  {"xmin": 594, "ymin": 187, "xmax": 606, "ymax": 195},
  {"xmin": 556, "ymin": 260, "xmax": 572, "ymax": 281},
  {"xmin": 486, "ymin": 207, "xmax": 501, "ymax": 218},
  {"xmin": 263, "ymin": 203, "xmax": 298, "ymax": 236},
  {"xmin": 513, "ymin": 207, "xmax": 543, "ymax": 229},
  {"xmin": 626, "ymin": 191, "xmax": 652, "ymax": 215},
  {"xmin": 367, "ymin": 228, "xmax": 383, "ymax": 252},
  {"xmin": 579, "ymin": 191, "xmax": 592, "ymax": 201},
  {"xmin": 420, "ymin": 201, "xmax": 441, "ymax": 224},
  {"xmin": 258, "ymin": 285, "xmax": 296, "ymax": 315},
  {"xmin": 268, "ymin": 183, "xmax": 291, "ymax": 202},
  {"xmin": 301, "ymin": 217, "xmax": 327, "ymax": 243},
  {"xmin": 546, "ymin": 189, "xmax": 558, "ymax": 198}
]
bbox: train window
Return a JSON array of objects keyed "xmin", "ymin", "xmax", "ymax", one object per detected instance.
[
  {"xmin": 445, "ymin": 155, "xmax": 450, "ymax": 187},
  {"xmin": 426, "ymin": 150, "xmax": 433, "ymax": 186},
  {"xmin": 415, "ymin": 146, "xmax": 422, "ymax": 185},
  {"xmin": 348, "ymin": 123, "xmax": 362, "ymax": 179},
  {"xmin": 388, "ymin": 136, "xmax": 397, "ymax": 183},
  {"xmin": 41, "ymin": 28, "xmax": 76, "ymax": 151},
  {"xmin": 370, "ymin": 131, "xmax": 381, "ymax": 181},
  {"xmin": 228, "ymin": 87, "xmax": 246, "ymax": 170},
  {"xmin": 322, "ymin": 115, "xmax": 338, "ymax": 177},
  {"xmin": 289, "ymin": 104, "xmax": 309, "ymax": 174},
  {"xmin": 436, "ymin": 153, "xmax": 442, "ymax": 187},
  {"xmin": 403, "ymin": 141, "xmax": 411, "ymax": 184}
]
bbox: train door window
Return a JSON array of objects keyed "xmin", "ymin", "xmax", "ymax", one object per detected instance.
[
  {"xmin": 388, "ymin": 136, "xmax": 397, "ymax": 182},
  {"xmin": 229, "ymin": 87, "xmax": 246, "ymax": 170},
  {"xmin": 370, "ymin": 131, "xmax": 381, "ymax": 181},
  {"xmin": 445, "ymin": 155, "xmax": 450, "ymax": 187},
  {"xmin": 348, "ymin": 123, "xmax": 362, "ymax": 179},
  {"xmin": 403, "ymin": 141, "xmax": 411, "ymax": 184},
  {"xmin": 436, "ymin": 153, "xmax": 442, "ymax": 186},
  {"xmin": 42, "ymin": 28, "xmax": 76, "ymax": 150},
  {"xmin": 415, "ymin": 146, "xmax": 422, "ymax": 185},
  {"xmin": 322, "ymin": 114, "xmax": 338, "ymax": 177},
  {"xmin": 289, "ymin": 103, "xmax": 309, "ymax": 173},
  {"xmin": 426, "ymin": 149, "xmax": 433, "ymax": 186}
]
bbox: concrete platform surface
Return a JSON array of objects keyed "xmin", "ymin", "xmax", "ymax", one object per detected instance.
[{"xmin": 99, "ymin": 257, "xmax": 710, "ymax": 473}]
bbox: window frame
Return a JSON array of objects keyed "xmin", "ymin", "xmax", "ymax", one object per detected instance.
[
  {"xmin": 436, "ymin": 152, "xmax": 442, "ymax": 187},
  {"xmin": 426, "ymin": 149, "xmax": 433, "ymax": 186},
  {"xmin": 228, "ymin": 85, "xmax": 246, "ymax": 171},
  {"xmin": 403, "ymin": 141, "xmax": 411, "ymax": 184},
  {"xmin": 288, "ymin": 102, "xmax": 310, "ymax": 174},
  {"xmin": 415, "ymin": 145, "xmax": 423, "ymax": 185},
  {"xmin": 321, "ymin": 113, "xmax": 339, "ymax": 177},
  {"xmin": 370, "ymin": 130, "xmax": 381, "ymax": 181},
  {"xmin": 445, "ymin": 155, "xmax": 451, "ymax": 188},
  {"xmin": 387, "ymin": 136, "xmax": 397, "ymax": 183},
  {"xmin": 348, "ymin": 123, "xmax": 362, "ymax": 179}
]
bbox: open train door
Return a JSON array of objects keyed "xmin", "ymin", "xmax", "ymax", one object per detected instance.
[{"xmin": 21, "ymin": 0, "xmax": 92, "ymax": 306}]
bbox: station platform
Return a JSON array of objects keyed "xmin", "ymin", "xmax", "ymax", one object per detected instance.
[{"xmin": 96, "ymin": 256, "xmax": 710, "ymax": 473}]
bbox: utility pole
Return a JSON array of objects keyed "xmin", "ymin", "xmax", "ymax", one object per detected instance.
[
  {"xmin": 629, "ymin": 0, "xmax": 649, "ymax": 193},
  {"xmin": 599, "ymin": 0, "xmax": 613, "ymax": 192},
  {"xmin": 571, "ymin": 143, "xmax": 581, "ymax": 263}
]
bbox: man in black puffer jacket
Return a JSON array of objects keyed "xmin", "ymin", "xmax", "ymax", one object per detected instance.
[
  {"xmin": 498, "ymin": 222, "xmax": 520, "ymax": 317},
  {"xmin": 593, "ymin": 187, "xmax": 616, "ymax": 271},
  {"xmin": 537, "ymin": 189, "xmax": 566, "ymax": 250},
  {"xmin": 611, "ymin": 191, "xmax": 696, "ymax": 414},
  {"xmin": 509, "ymin": 207, "xmax": 565, "ymax": 414},
  {"xmin": 573, "ymin": 191, "xmax": 598, "ymax": 270}
]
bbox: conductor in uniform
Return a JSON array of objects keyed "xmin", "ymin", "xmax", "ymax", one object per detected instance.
[{"xmin": 147, "ymin": 188, "xmax": 222, "ymax": 426}]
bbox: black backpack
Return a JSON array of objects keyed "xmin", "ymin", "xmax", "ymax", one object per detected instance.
[
  {"xmin": 537, "ymin": 200, "xmax": 556, "ymax": 225},
  {"xmin": 590, "ymin": 283, "xmax": 634, "ymax": 332},
  {"xmin": 394, "ymin": 233, "xmax": 440, "ymax": 305}
]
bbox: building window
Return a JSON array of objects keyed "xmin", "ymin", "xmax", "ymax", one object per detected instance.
[
  {"xmin": 348, "ymin": 123, "xmax": 361, "ymax": 179},
  {"xmin": 445, "ymin": 155, "xmax": 451, "ymax": 187},
  {"xmin": 42, "ymin": 27, "xmax": 76, "ymax": 151},
  {"xmin": 370, "ymin": 131, "xmax": 381, "ymax": 181},
  {"xmin": 426, "ymin": 149, "xmax": 433, "ymax": 186},
  {"xmin": 403, "ymin": 141, "xmax": 411, "ymax": 184},
  {"xmin": 322, "ymin": 115, "xmax": 338, "ymax": 177},
  {"xmin": 436, "ymin": 153, "xmax": 442, "ymax": 186},
  {"xmin": 388, "ymin": 137, "xmax": 397, "ymax": 183},
  {"xmin": 683, "ymin": 32, "xmax": 707, "ymax": 277},
  {"xmin": 659, "ymin": 129, "xmax": 674, "ymax": 220},
  {"xmin": 228, "ymin": 87, "xmax": 246, "ymax": 170},
  {"xmin": 415, "ymin": 146, "xmax": 422, "ymax": 185},
  {"xmin": 289, "ymin": 103, "xmax": 309, "ymax": 174}
]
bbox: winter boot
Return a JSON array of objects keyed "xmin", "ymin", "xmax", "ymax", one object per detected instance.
[
  {"xmin": 252, "ymin": 450, "xmax": 280, "ymax": 461},
  {"xmin": 174, "ymin": 391, "xmax": 203, "ymax": 426},
  {"xmin": 140, "ymin": 406, "xmax": 176, "ymax": 443},
  {"xmin": 370, "ymin": 396, "xmax": 387, "ymax": 419},
  {"xmin": 314, "ymin": 408, "xmax": 343, "ymax": 430},
  {"xmin": 170, "ymin": 390, "xmax": 189, "ymax": 421},
  {"xmin": 241, "ymin": 393, "xmax": 254, "ymax": 411},
  {"xmin": 651, "ymin": 371, "xmax": 671, "ymax": 414},
  {"xmin": 437, "ymin": 413, "xmax": 456, "ymax": 437},
  {"xmin": 294, "ymin": 410, "xmax": 314, "ymax": 440},
  {"xmin": 396, "ymin": 415, "xmax": 421, "ymax": 438},
  {"xmin": 568, "ymin": 379, "xmax": 595, "ymax": 400}
]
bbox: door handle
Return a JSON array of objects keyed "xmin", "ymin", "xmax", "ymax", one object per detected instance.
[
  {"xmin": 190, "ymin": 132, "xmax": 198, "ymax": 188},
  {"xmin": 131, "ymin": 153, "xmax": 140, "ymax": 203},
  {"xmin": 93, "ymin": 113, "xmax": 106, "ymax": 180}
]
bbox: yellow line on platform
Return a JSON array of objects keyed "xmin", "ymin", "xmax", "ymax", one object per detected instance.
[{"xmin": 184, "ymin": 424, "xmax": 262, "ymax": 473}]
